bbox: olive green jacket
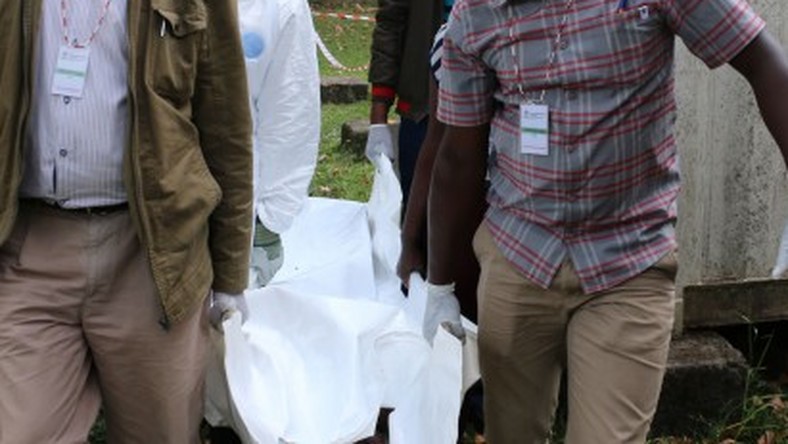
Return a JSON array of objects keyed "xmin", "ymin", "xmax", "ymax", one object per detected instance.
[{"xmin": 0, "ymin": 0, "xmax": 254, "ymax": 325}]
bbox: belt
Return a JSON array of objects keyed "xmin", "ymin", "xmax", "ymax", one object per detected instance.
[{"xmin": 21, "ymin": 199, "xmax": 129, "ymax": 216}]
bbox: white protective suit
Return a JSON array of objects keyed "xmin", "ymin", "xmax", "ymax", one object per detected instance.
[{"xmin": 240, "ymin": 0, "xmax": 320, "ymax": 239}]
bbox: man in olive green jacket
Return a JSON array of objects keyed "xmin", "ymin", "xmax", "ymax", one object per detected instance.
[{"xmin": 0, "ymin": 1, "xmax": 252, "ymax": 442}]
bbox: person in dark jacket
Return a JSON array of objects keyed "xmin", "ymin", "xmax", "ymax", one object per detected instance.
[{"xmin": 366, "ymin": 0, "xmax": 447, "ymax": 207}]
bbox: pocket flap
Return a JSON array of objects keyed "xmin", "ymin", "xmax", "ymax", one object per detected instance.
[{"xmin": 152, "ymin": 0, "xmax": 207, "ymax": 37}]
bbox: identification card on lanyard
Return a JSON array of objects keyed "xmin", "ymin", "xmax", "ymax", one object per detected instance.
[
  {"xmin": 52, "ymin": 45, "xmax": 91, "ymax": 98},
  {"xmin": 520, "ymin": 103, "xmax": 550, "ymax": 156}
]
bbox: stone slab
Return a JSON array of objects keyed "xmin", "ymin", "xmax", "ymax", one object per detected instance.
[
  {"xmin": 321, "ymin": 76, "xmax": 369, "ymax": 104},
  {"xmin": 340, "ymin": 120, "xmax": 400, "ymax": 159},
  {"xmin": 340, "ymin": 119, "xmax": 369, "ymax": 157},
  {"xmin": 683, "ymin": 279, "xmax": 788, "ymax": 328},
  {"xmin": 651, "ymin": 331, "xmax": 748, "ymax": 438}
]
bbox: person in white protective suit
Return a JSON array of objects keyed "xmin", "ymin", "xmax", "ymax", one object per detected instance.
[
  {"xmin": 241, "ymin": 0, "xmax": 321, "ymax": 290},
  {"xmin": 206, "ymin": 0, "xmax": 320, "ymax": 439}
]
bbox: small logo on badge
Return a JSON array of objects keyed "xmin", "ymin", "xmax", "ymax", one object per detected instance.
[{"xmin": 638, "ymin": 5, "xmax": 650, "ymax": 20}]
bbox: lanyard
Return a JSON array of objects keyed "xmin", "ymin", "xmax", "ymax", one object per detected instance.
[
  {"xmin": 508, "ymin": 0, "xmax": 576, "ymax": 104},
  {"xmin": 60, "ymin": 0, "xmax": 113, "ymax": 48}
]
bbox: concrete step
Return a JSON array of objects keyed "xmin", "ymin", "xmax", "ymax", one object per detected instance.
[
  {"xmin": 321, "ymin": 76, "xmax": 368, "ymax": 104},
  {"xmin": 651, "ymin": 331, "xmax": 748, "ymax": 438}
]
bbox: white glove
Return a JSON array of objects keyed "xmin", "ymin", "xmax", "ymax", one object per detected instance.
[
  {"xmin": 772, "ymin": 219, "xmax": 788, "ymax": 279},
  {"xmin": 209, "ymin": 291, "xmax": 249, "ymax": 329},
  {"xmin": 423, "ymin": 281, "xmax": 466, "ymax": 344},
  {"xmin": 365, "ymin": 124, "xmax": 395, "ymax": 161}
]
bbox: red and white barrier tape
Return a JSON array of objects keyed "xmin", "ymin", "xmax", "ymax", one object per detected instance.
[
  {"xmin": 314, "ymin": 31, "xmax": 369, "ymax": 73},
  {"xmin": 312, "ymin": 11, "xmax": 376, "ymax": 23}
]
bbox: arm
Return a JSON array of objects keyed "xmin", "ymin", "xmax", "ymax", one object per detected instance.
[
  {"xmin": 369, "ymin": 0, "xmax": 409, "ymax": 123},
  {"xmin": 192, "ymin": 0, "xmax": 254, "ymax": 294},
  {"xmin": 398, "ymin": 78, "xmax": 442, "ymax": 282},
  {"xmin": 729, "ymin": 30, "xmax": 788, "ymax": 168},
  {"xmin": 427, "ymin": 123, "xmax": 489, "ymax": 285},
  {"xmin": 254, "ymin": 0, "xmax": 320, "ymax": 234}
]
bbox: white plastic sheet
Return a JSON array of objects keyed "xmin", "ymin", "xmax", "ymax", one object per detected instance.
[{"xmin": 210, "ymin": 155, "xmax": 479, "ymax": 443}]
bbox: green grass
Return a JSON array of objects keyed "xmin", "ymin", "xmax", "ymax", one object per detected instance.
[
  {"xmin": 310, "ymin": 0, "xmax": 375, "ymax": 201},
  {"xmin": 312, "ymin": 4, "xmax": 376, "ymax": 80},
  {"xmin": 308, "ymin": 2, "xmax": 377, "ymax": 201},
  {"xmin": 310, "ymin": 101, "xmax": 375, "ymax": 202}
]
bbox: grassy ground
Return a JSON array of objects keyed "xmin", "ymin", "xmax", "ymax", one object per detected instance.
[
  {"xmin": 312, "ymin": 1, "xmax": 376, "ymax": 81},
  {"xmin": 309, "ymin": 1, "xmax": 382, "ymax": 201}
]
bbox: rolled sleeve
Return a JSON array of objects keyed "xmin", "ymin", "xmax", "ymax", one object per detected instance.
[
  {"xmin": 664, "ymin": 0, "xmax": 765, "ymax": 69},
  {"xmin": 436, "ymin": 8, "xmax": 495, "ymax": 127}
]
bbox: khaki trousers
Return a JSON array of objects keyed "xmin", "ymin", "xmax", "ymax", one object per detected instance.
[
  {"xmin": 0, "ymin": 202, "xmax": 208, "ymax": 444},
  {"xmin": 473, "ymin": 224, "xmax": 676, "ymax": 444}
]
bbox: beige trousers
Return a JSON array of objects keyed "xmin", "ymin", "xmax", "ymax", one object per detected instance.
[
  {"xmin": 473, "ymin": 224, "xmax": 676, "ymax": 444},
  {"xmin": 0, "ymin": 203, "xmax": 208, "ymax": 444}
]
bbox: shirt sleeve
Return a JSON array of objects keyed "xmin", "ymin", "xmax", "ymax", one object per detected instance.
[
  {"xmin": 436, "ymin": 2, "xmax": 496, "ymax": 127},
  {"xmin": 663, "ymin": 0, "xmax": 765, "ymax": 69}
]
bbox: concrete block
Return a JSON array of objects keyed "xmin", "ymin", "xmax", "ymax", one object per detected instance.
[
  {"xmin": 340, "ymin": 121, "xmax": 400, "ymax": 159},
  {"xmin": 321, "ymin": 76, "xmax": 369, "ymax": 104},
  {"xmin": 683, "ymin": 279, "xmax": 788, "ymax": 328},
  {"xmin": 340, "ymin": 119, "xmax": 369, "ymax": 157},
  {"xmin": 651, "ymin": 331, "xmax": 748, "ymax": 438}
]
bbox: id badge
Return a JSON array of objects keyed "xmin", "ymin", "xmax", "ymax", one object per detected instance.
[
  {"xmin": 520, "ymin": 103, "xmax": 550, "ymax": 156},
  {"xmin": 52, "ymin": 45, "xmax": 91, "ymax": 98}
]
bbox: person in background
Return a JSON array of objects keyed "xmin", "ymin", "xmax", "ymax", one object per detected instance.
[
  {"xmin": 366, "ymin": 0, "xmax": 448, "ymax": 207},
  {"xmin": 205, "ymin": 0, "xmax": 320, "ymax": 440},
  {"xmin": 0, "ymin": 1, "xmax": 253, "ymax": 442},
  {"xmin": 426, "ymin": 0, "xmax": 788, "ymax": 442}
]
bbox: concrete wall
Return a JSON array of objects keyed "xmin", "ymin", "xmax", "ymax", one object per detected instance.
[{"xmin": 674, "ymin": 0, "xmax": 788, "ymax": 292}]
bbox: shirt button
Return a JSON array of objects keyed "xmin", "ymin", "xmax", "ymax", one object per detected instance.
[
  {"xmin": 560, "ymin": 39, "xmax": 570, "ymax": 50},
  {"xmin": 63, "ymin": 96, "xmax": 71, "ymax": 105},
  {"xmin": 59, "ymin": 149, "xmax": 68, "ymax": 157},
  {"xmin": 566, "ymin": 90, "xmax": 578, "ymax": 101}
]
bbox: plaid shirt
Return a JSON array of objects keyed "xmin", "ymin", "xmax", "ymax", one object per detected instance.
[{"xmin": 438, "ymin": 0, "xmax": 765, "ymax": 293}]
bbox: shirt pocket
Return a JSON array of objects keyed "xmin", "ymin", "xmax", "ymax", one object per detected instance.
[{"xmin": 148, "ymin": 0, "xmax": 207, "ymax": 104}]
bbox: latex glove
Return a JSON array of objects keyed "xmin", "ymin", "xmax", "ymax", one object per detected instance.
[
  {"xmin": 365, "ymin": 124, "xmax": 395, "ymax": 161},
  {"xmin": 772, "ymin": 219, "xmax": 788, "ymax": 278},
  {"xmin": 250, "ymin": 220, "xmax": 284, "ymax": 288},
  {"xmin": 423, "ymin": 281, "xmax": 466, "ymax": 344},
  {"xmin": 209, "ymin": 291, "xmax": 249, "ymax": 329}
]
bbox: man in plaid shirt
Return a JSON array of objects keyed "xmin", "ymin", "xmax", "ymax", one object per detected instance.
[{"xmin": 424, "ymin": 0, "xmax": 788, "ymax": 442}]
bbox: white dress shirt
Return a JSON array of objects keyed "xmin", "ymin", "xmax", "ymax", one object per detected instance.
[{"xmin": 20, "ymin": 0, "xmax": 129, "ymax": 208}]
